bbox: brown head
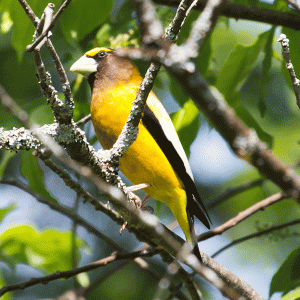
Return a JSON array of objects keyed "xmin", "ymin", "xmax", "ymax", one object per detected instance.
[{"xmin": 70, "ymin": 47, "xmax": 142, "ymax": 92}]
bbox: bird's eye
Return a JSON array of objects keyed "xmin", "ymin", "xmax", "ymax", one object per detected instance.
[{"xmin": 97, "ymin": 51, "xmax": 106, "ymax": 59}]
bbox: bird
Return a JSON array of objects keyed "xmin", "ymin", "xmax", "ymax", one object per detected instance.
[{"xmin": 70, "ymin": 47, "xmax": 210, "ymax": 259}]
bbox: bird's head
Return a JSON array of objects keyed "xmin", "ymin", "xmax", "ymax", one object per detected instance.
[
  {"xmin": 70, "ymin": 47, "xmax": 114, "ymax": 77},
  {"xmin": 70, "ymin": 47, "xmax": 140, "ymax": 90}
]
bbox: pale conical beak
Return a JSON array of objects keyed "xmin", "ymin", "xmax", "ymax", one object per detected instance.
[{"xmin": 70, "ymin": 55, "xmax": 98, "ymax": 77}]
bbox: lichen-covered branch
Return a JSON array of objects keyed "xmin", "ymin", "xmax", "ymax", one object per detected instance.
[
  {"xmin": 26, "ymin": 0, "xmax": 73, "ymax": 52},
  {"xmin": 17, "ymin": 0, "xmax": 74, "ymax": 124},
  {"xmin": 278, "ymin": 34, "xmax": 300, "ymax": 109}
]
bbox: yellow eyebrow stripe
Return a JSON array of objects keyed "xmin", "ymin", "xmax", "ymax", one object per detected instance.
[{"xmin": 85, "ymin": 47, "xmax": 113, "ymax": 57}]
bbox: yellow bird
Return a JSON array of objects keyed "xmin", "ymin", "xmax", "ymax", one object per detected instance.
[{"xmin": 70, "ymin": 47, "xmax": 210, "ymax": 258}]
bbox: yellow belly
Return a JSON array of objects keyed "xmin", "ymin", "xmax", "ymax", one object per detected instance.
[{"xmin": 90, "ymin": 84, "xmax": 191, "ymax": 240}]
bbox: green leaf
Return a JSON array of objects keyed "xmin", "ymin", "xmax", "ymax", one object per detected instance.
[
  {"xmin": 171, "ymin": 100, "xmax": 200, "ymax": 157},
  {"xmin": 20, "ymin": 151, "xmax": 56, "ymax": 203},
  {"xmin": 29, "ymin": 102, "xmax": 54, "ymax": 125},
  {"xmin": 270, "ymin": 248, "xmax": 300, "ymax": 297},
  {"xmin": 0, "ymin": 151, "xmax": 16, "ymax": 177},
  {"xmin": 1, "ymin": 153, "xmax": 23, "ymax": 182},
  {"xmin": 216, "ymin": 30, "xmax": 270, "ymax": 107},
  {"xmin": 89, "ymin": 134, "xmax": 99, "ymax": 146},
  {"xmin": 0, "ymin": 203, "xmax": 16, "ymax": 223},
  {"xmin": 169, "ymin": 73, "xmax": 189, "ymax": 106},
  {"xmin": 281, "ymin": 287, "xmax": 300, "ymax": 300},
  {"xmin": 1, "ymin": 0, "xmax": 61, "ymax": 59},
  {"xmin": 176, "ymin": 10, "xmax": 200, "ymax": 46},
  {"xmin": 258, "ymin": 26, "xmax": 275, "ymax": 118},
  {"xmin": 274, "ymin": 0, "xmax": 289, "ymax": 11},
  {"xmin": 61, "ymin": 0, "xmax": 114, "ymax": 44},
  {"xmin": 195, "ymin": 34, "xmax": 212, "ymax": 79},
  {"xmin": 0, "ymin": 225, "xmax": 87, "ymax": 273},
  {"xmin": 95, "ymin": 2, "xmax": 139, "ymax": 49},
  {"xmin": 1, "ymin": 11, "xmax": 13, "ymax": 34},
  {"xmin": 76, "ymin": 272, "xmax": 90, "ymax": 288},
  {"xmin": 236, "ymin": 106, "xmax": 273, "ymax": 147}
]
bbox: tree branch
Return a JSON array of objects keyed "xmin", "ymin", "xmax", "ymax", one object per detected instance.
[
  {"xmin": 208, "ymin": 178, "xmax": 265, "ymax": 209},
  {"xmin": 212, "ymin": 218, "xmax": 300, "ymax": 258},
  {"xmin": 26, "ymin": 0, "xmax": 73, "ymax": 52},
  {"xmin": 198, "ymin": 192, "xmax": 287, "ymax": 242},
  {"xmin": 111, "ymin": 0, "xmax": 204, "ymax": 164},
  {"xmin": 0, "ymin": 178, "xmax": 122, "ymax": 251},
  {"xmin": 278, "ymin": 33, "xmax": 300, "ymax": 109},
  {"xmin": 0, "ymin": 249, "xmax": 160, "ymax": 297},
  {"xmin": 153, "ymin": 0, "xmax": 300, "ymax": 30},
  {"xmin": 165, "ymin": 60, "xmax": 300, "ymax": 201},
  {"xmin": 17, "ymin": 0, "xmax": 74, "ymax": 123},
  {"xmin": 17, "ymin": 0, "xmax": 39, "ymax": 26},
  {"xmin": 155, "ymin": 251, "xmax": 202, "ymax": 300},
  {"xmin": 285, "ymin": 0, "xmax": 300, "ymax": 13},
  {"xmin": 0, "ymin": 65, "xmax": 263, "ymax": 300}
]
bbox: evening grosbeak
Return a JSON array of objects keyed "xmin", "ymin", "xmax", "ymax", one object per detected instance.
[{"xmin": 70, "ymin": 47, "xmax": 210, "ymax": 259}]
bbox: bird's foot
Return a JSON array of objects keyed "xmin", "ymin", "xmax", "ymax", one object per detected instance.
[
  {"xmin": 119, "ymin": 184, "xmax": 154, "ymax": 234},
  {"xmin": 126, "ymin": 183, "xmax": 151, "ymax": 210},
  {"xmin": 140, "ymin": 195, "xmax": 154, "ymax": 213},
  {"xmin": 119, "ymin": 221, "xmax": 128, "ymax": 234}
]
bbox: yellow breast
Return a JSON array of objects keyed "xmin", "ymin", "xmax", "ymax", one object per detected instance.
[{"xmin": 90, "ymin": 84, "xmax": 184, "ymax": 204}]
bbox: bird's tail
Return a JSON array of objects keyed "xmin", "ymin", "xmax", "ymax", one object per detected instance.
[
  {"xmin": 168, "ymin": 192, "xmax": 203, "ymax": 262},
  {"xmin": 186, "ymin": 205, "xmax": 203, "ymax": 262}
]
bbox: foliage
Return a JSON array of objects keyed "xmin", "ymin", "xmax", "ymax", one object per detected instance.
[
  {"xmin": 0, "ymin": 0, "xmax": 300, "ymax": 299},
  {"xmin": 270, "ymin": 248, "xmax": 300, "ymax": 297}
]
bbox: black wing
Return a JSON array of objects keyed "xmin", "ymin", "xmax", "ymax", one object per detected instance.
[{"xmin": 142, "ymin": 104, "xmax": 211, "ymax": 229}]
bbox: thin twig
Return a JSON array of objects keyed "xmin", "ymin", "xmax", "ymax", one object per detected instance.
[
  {"xmin": 0, "ymin": 55, "xmax": 263, "ymax": 300},
  {"xmin": 35, "ymin": 4, "xmax": 54, "ymax": 51},
  {"xmin": 34, "ymin": 149, "xmax": 124, "ymax": 225},
  {"xmin": 110, "ymin": 0, "xmax": 165, "ymax": 163},
  {"xmin": 165, "ymin": 0, "xmax": 194, "ymax": 42},
  {"xmin": 26, "ymin": 0, "xmax": 73, "ymax": 51},
  {"xmin": 46, "ymin": 39, "xmax": 74, "ymax": 120},
  {"xmin": 17, "ymin": 0, "xmax": 39, "ymax": 25},
  {"xmin": 285, "ymin": 0, "xmax": 300, "ymax": 12},
  {"xmin": 71, "ymin": 192, "xmax": 80, "ymax": 289},
  {"xmin": 198, "ymin": 192, "xmax": 287, "ymax": 242},
  {"xmin": 278, "ymin": 34, "xmax": 300, "ymax": 109},
  {"xmin": 0, "ymin": 178, "xmax": 123, "ymax": 250},
  {"xmin": 0, "ymin": 249, "xmax": 160, "ymax": 297},
  {"xmin": 18, "ymin": 0, "xmax": 73, "ymax": 123},
  {"xmin": 184, "ymin": 0, "xmax": 226, "ymax": 58},
  {"xmin": 76, "ymin": 114, "xmax": 92, "ymax": 127},
  {"xmin": 0, "ymin": 85, "xmax": 32, "ymax": 128},
  {"xmin": 111, "ymin": 0, "xmax": 197, "ymax": 163},
  {"xmin": 212, "ymin": 218, "xmax": 300, "ymax": 258},
  {"xmin": 208, "ymin": 178, "xmax": 265, "ymax": 209},
  {"xmin": 31, "ymin": 50, "xmax": 66, "ymax": 123},
  {"xmin": 165, "ymin": 54, "xmax": 300, "ymax": 200},
  {"xmin": 155, "ymin": 251, "xmax": 202, "ymax": 300}
]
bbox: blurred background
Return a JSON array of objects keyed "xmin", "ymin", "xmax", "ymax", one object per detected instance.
[{"xmin": 0, "ymin": 0, "xmax": 300, "ymax": 299}]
